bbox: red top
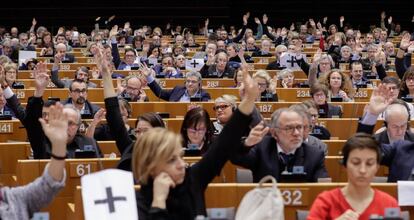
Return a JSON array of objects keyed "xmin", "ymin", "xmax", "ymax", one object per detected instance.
[{"xmin": 307, "ymin": 188, "xmax": 399, "ymax": 220}]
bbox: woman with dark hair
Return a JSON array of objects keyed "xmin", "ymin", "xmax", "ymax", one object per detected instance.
[
  {"xmin": 308, "ymin": 133, "xmax": 399, "ymax": 219},
  {"xmin": 398, "ymin": 66, "xmax": 414, "ymax": 99},
  {"xmin": 180, "ymin": 107, "xmax": 214, "ymax": 154}
]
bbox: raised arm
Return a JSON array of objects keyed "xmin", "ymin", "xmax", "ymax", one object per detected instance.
[
  {"xmin": 51, "ymin": 53, "xmax": 67, "ymax": 88},
  {"xmin": 232, "ymin": 12, "xmax": 249, "ymax": 43},
  {"xmin": 97, "ymin": 46, "xmax": 133, "ymax": 154},
  {"xmin": 192, "ymin": 64, "xmax": 259, "ymax": 187},
  {"xmin": 10, "ymin": 103, "xmax": 67, "ymax": 214},
  {"xmin": 261, "ymin": 14, "xmax": 277, "ymax": 42}
]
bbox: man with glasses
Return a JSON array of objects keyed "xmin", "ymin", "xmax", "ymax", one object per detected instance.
[
  {"xmin": 350, "ymin": 61, "xmax": 372, "ymax": 88},
  {"xmin": 117, "ymin": 75, "xmax": 147, "ymax": 102},
  {"xmin": 231, "ymin": 108, "xmax": 328, "ymax": 182},
  {"xmin": 24, "ymin": 63, "xmax": 101, "ymax": 159},
  {"xmin": 143, "ymin": 68, "xmax": 210, "ymax": 102},
  {"xmin": 62, "ymin": 80, "xmax": 100, "ymax": 118},
  {"xmin": 153, "ymin": 55, "xmax": 183, "ymax": 78}
]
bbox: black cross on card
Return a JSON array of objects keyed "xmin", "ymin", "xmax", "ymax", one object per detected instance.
[{"xmin": 94, "ymin": 187, "xmax": 127, "ymax": 213}]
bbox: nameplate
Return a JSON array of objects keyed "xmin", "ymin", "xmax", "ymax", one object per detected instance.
[
  {"xmin": 257, "ymin": 103, "xmax": 273, "ymax": 113},
  {"xmin": 0, "ymin": 122, "xmax": 13, "ymax": 133},
  {"xmin": 16, "ymin": 90, "xmax": 26, "ymax": 99},
  {"xmin": 206, "ymin": 80, "xmax": 219, "ymax": 88},
  {"xmin": 296, "ymin": 89, "xmax": 311, "ymax": 98},
  {"xmin": 280, "ymin": 188, "xmax": 309, "ymax": 206},
  {"xmin": 69, "ymin": 162, "xmax": 98, "ymax": 177}
]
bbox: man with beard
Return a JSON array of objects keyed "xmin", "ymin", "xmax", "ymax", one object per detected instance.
[
  {"xmin": 62, "ymin": 80, "xmax": 100, "ymax": 118},
  {"xmin": 25, "ymin": 62, "xmax": 101, "ymax": 159},
  {"xmin": 230, "ymin": 108, "xmax": 328, "ymax": 182}
]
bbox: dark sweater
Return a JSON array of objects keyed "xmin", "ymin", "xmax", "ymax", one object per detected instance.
[{"xmin": 136, "ymin": 108, "xmax": 252, "ymax": 220}]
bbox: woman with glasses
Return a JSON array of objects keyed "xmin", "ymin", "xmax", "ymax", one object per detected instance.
[
  {"xmin": 253, "ymin": 70, "xmax": 278, "ymax": 102},
  {"xmin": 181, "ymin": 107, "xmax": 214, "ymax": 154},
  {"xmin": 398, "ymin": 67, "xmax": 414, "ymax": 99},
  {"xmin": 302, "ymin": 100, "xmax": 331, "ymax": 140},
  {"xmin": 277, "ymin": 68, "xmax": 296, "ymax": 88},
  {"xmin": 213, "ymin": 95, "xmax": 237, "ymax": 134}
]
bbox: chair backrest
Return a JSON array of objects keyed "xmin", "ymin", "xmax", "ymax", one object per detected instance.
[
  {"xmin": 207, "ymin": 207, "xmax": 235, "ymax": 220},
  {"xmin": 296, "ymin": 210, "xmax": 309, "ymax": 220},
  {"xmin": 236, "ymin": 168, "xmax": 253, "ymax": 183}
]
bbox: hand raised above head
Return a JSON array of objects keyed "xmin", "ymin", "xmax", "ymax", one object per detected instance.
[
  {"xmin": 39, "ymin": 103, "xmax": 68, "ymax": 146},
  {"xmin": 367, "ymin": 83, "xmax": 394, "ymax": 116},
  {"xmin": 240, "ymin": 64, "xmax": 259, "ymax": 102},
  {"xmin": 33, "ymin": 62, "xmax": 50, "ymax": 89}
]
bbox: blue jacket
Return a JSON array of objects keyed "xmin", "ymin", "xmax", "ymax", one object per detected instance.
[{"xmin": 147, "ymin": 80, "xmax": 211, "ymax": 102}]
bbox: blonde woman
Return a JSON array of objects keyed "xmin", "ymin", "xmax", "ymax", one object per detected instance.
[{"xmin": 253, "ymin": 70, "xmax": 278, "ymax": 101}]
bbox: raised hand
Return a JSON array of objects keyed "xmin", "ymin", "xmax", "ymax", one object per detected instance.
[
  {"xmin": 124, "ymin": 22, "xmax": 130, "ymax": 30},
  {"xmin": 243, "ymin": 12, "xmax": 250, "ymax": 25},
  {"xmin": 39, "ymin": 103, "xmax": 68, "ymax": 146},
  {"xmin": 240, "ymin": 64, "xmax": 259, "ymax": 102},
  {"xmin": 205, "ymin": 18, "xmax": 209, "ymax": 27},
  {"xmin": 290, "ymin": 23, "xmax": 295, "ymax": 31},
  {"xmin": 254, "ymin": 17, "xmax": 261, "ymax": 25},
  {"xmin": 400, "ymin": 34, "xmax": 412, "ymax": 50},
  {"xmin": 33, "ymin": 62, "xmax": 50, "ymax": 90},
  {"xmin": 281, "ymin": 27, "xmax": 288, "ymax": 36},
  {"xmin": 244, "ymin": 121, "xmax": 270, "ymax": 147},
  {"xmin": 109, "ymin": 25, "xmax": 118, "ymax": 38},
  {"xmin": 339, "ymin": 16, "xmax": 345, "ymax": 23},
  {"xmin": 262, "ymin": 14, "xmax": 268, "ymax": 25},
  {"xmin": 32, "ymin": 18, "xmax": 37, "ymax": 26},
  {"xmin": 94, "ymin": 46, "xmax": 111, "ymax": 78},
  {"xmin": 309, "ymin": 19, "xmax": 316, "ymax": 27},
  {"xmin": 91, "ymin": 108, "xmax": 106, "ymax": 126},
  {"xmin": 381, "ymin": 11, "xmax": 386, "ymax": 20},
  {"xmin": 323, "ymin": 16, "xmax": 328, "ymax": 24},
  {"xmin": 388, "ymin": 16, "xmax": 393, "ymax": 24},
  {"xmin": 139, "ymin": 62, "xmax": 155, "ymax": 78},
  {"xmin": 367, "ymin": 83, "xmax": 394, "ymax": 115}
]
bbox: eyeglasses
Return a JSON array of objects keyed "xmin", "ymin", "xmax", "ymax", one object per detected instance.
[
  {"xmin": 310, "ymin": 114, "xmax": 319, "ymax": 118},
  {"xmin": 276, "ymin": 125, "xmax": 304, "ymax": 134},
  {"xmin": 72, "ymin": 89, "xmax": 87, "ymax": 94},
  {"xmin": 187, "ymin": 128, "xmax": 207, "ymax": 135},
  {"xmin": 213, "ymin": 104, "xmax": 231, "ymax": 111},
  {"xmin": 257, "ymin": 83, "xmax": 268, "ymax": 88},
  {"xmin": 186, "ymin": 80, "xmax": 199, "ymax": 85}
]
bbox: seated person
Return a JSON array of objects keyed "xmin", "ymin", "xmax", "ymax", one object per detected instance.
[
  {"xmin": 52, "ymin": 43, "xmax": 75, "ymax": 63},
  {"xmin": 25, "ymin": 62, "xmax": 101, "ymax": 159},
  {"xmin": 231, "ymin": 107, "xmax": 328, "ymax": 182},
  {"xmin": 181, "ymin": 107, "xmax": 215, "ymax": 155},
  {"xmin": 3, "ymin": 62, "xmax": 24, "ymax": 88},
  {"xmin": 266, "ymin": 45, "xmax": 287, "ymax": 70},
  {"xmin": 244, "ymin": 37, "xmax": 259, "ymax": 52},
  {"xmin": 316, "ymin": 69, "xmax": 355, "ymax": 102},
  {"xmin": 308, "ymin": 133, "xmax": 399, "ymax": 219},
  {"xmin": 302, "ymin": 100, "xmax": 331, "ymax": 140},
  {"xmin": 310, "ymin": 83, "xmax": 343, "ymax": 118},
  {"xmin": 358, "ymin": 84, "xmax": 414, "ymax": 181},
  {"xmin": 200, "ymin": 51, "xmax": 235, "ymax": 78},
  {"xmin": 298, "ymin": 51, "xmax": 334, "ymax": 79},
  {"xmin": 289, "ymin": 104, "xmax": 328, "ymax": 155},
  {"xmin": 144, "ymin": 69, "xmax": 211, "ymax": 102},
  {"xmin": 114, "ymin": 48, "xmax": 141, "ymax": 70},
  {"xmin": 350, "ymin": 61, "xmax": 372, "ymax": 88},
  {"xmin": 0, "ymin": 86, "xmax": 15, "ymax": 118},
  {"xmin": 0, "ymin": 103, "xmax": 68, "ymax": 219},
  {"xmin": 398, "ymin": 66, "xmax": 414, "ymax": 100},
  {"xmin": 117, "ymin": 75, "xmax": 148, "ymax": 102},
  {"xmin": 253, "ymin": 70, "xmax": 278, "ymax": 101},
  {"xmin": 213, "ymin": 95, "xmax": 237, "ymax": 134},
  {"xmin": 252, "ymin": 39, "xmax": 273, "ymax": 57},
  {"xmin": 61, "ymin": 80, "xmax": 100, "ymax": 118},
  {"xmin": 378, "ymin": 76, "xmax": 414, "ymax": 120},
  {"xmin": 174, "ymin": 54, "xmax": 186, "ymax": 70},
  {"xmin": 152, "ymin": 55, "xmax": 183, "ymax": 78},
  {"xmin": 51, "ymin": 53, "xmax": 97, "ymax": 88},
  {"xmin": 227, "ymin": 43, "xmax": 253, "ymax": 66},
  {"xmin": 374, "ymin": 100, "xmax": 414, "ymax": 144},
  {"xmin": 277, "ymin": 68, "xmax": 296, "ymax": 88}
]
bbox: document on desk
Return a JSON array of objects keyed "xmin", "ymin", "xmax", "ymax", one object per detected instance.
[{"xmin": 397, "ymin": 181, "xmax": 414, "ymax": 206}]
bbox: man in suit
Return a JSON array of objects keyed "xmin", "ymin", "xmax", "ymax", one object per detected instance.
[
  {"xmin": 144, "ymin": 70, "xmax": 211, "ymax": 102},
  {"xmin": 358, "ymin": 84, "xmax": 414, "ymax": 181},
  {"xmin": 61, "ymin": 80, "xmax": 100, "ymax": 119},
  {"xmin": 374, "ymin": 100, "xmax": 414, "ymax": 144},
  {"xmin": 54, "ymin": 43, "xmax": 75, "ymax": 63},
  {"xmin": 231, "ymin": 107, "xmax": 328, "ymax": 182}
]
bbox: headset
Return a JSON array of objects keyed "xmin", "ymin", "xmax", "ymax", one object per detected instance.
[{"xmin": 383, "ymin": 100, "xmax": 411, "ymax": 130}]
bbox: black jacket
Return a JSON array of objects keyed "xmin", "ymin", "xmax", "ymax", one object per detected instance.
[
  {"xmin": 136, "ymin": 107, "xmax": 253, "ymax": 220},
  {"xmin": 231, "ymin": 136, "xmax": 328, "ymax": 182},
  {"xmin": 25, "ymin": 96, "xmax": 101, "ymax": 159}
]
